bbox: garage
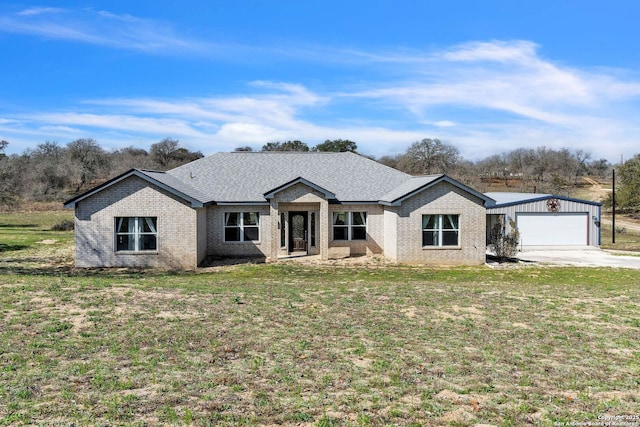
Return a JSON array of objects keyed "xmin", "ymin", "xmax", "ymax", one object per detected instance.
[
  {"xmin": 516, "ymin": 213, "xmax": 588, "ymax": 246},
  {"xmin": 485, "ymin": 192, "xmax": 601, "ymax": 248}
]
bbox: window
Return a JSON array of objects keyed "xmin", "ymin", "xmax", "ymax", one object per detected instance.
[
  {"xmin": 422, "ymin": 214, "xmax": 459, "ymax": 247},
  {"xmin": 115, "ymin": 217, "xmax": 157, "ymax": 252},
  {"xmin": 310, "ymin": 212, "xmax": 316, "ymax": 247},
  {"xmin": 280, "ymin": 213, "xmax": 286, "ymax": 247},
  {"xmin": 333, "ymin": 211, "xmax": 367, "ymax": 241},
  {"xmin": 225, "ymin": 212, "xmax": 260, "ymax": 242}
]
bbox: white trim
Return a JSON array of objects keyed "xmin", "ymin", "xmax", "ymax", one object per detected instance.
[
  {"xmin": 223, "ymin": 211, "xmax": 261, "ymax": 243},
  {"xmin": 422, "ymin": 214, "xmax": 460, "ymax": 247},
  {"xmin": 114, "ymin": 216, "xmax": 158, "ymax": 252},
  {"xmin": 332, "ymin": 211, "xmax": 368, "ymax": 241}
]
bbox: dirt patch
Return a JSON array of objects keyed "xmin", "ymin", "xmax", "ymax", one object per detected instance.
[{"xmin": 36, "ymin": 239, "xmax": 57, "ymax": 245}]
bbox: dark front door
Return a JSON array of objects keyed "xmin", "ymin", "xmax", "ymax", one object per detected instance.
[{"xmin": 288, "ymin": 211, "xmax": 308, "ymax": 253}]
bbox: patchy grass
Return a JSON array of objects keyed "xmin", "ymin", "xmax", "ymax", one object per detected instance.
[
  {"xmin": 0, "ymin": 209, "xmax": 74, "ymax": 270},
  {"xmin": 601, "ymin": 220, "xmax": 640, "ymax": 252},
  {"xmin": 1, "ymin": 210, "xmax": 640, "ymax": 425},
  {"xmin": 1, "ymin": 265, "xmax": 639, "ymax": 426}
]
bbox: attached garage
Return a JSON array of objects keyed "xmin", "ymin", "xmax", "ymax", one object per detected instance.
[
  {"xmin": 516, "ymin": 213, "xmax": 588, "ymax": 246},
  {"xmin": 485, "ymin": 193, "xmax": 601, "ymax": 248}
]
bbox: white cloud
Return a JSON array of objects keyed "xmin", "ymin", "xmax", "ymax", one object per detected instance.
[
  {"xmin": 16, "ymin": 7, "xmax": 63, "ymax": 16},
  {"xmin": 2, "ymin": 39, "xmax": 640, "ymax": 161},
  {"xmin": 0, "ymin": 7, "xmax": 211, "ymax": 55}
]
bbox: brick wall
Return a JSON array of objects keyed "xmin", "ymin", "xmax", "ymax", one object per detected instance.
[
  {"xmin": 207, "ymin": 205, "xmax": 272, "ymax": 258},
  {"xmin": 328, "ymin": 204, "xmax": 384, "ymax": 255},
  {"xmin": 75, "ymin": 176, "xmax": 200, "ymax": 268},
  {"xmin": 394, "ymin": 182, "xmax": 486, "ymax": 265}
]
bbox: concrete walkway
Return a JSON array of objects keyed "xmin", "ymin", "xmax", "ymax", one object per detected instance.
[{"xmin": 515, "ymin": 247, "xmax": 640, "ymax": 269}]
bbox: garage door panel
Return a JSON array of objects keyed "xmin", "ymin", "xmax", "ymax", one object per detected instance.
[{"xmin": 516, "ymin": 213, "xmax": 587, "ymax": 246}]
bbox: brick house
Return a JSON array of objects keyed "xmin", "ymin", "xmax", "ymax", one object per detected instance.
[{"xmin": 64, "ymin": 151, "xmax": 494, "ymax": 268}]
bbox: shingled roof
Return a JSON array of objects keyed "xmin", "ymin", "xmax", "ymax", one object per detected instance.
[
  {"xmin": 65, "ymin": 151, "xmax": 492, "ymax": 208},
  {"xmin": 167, "ymin": 152, "xmax": 412, "ymax": 203}
]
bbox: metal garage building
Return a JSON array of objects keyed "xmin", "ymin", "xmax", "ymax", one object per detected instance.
[{"xmin": 485, "ymin": 193, "xmax": 601, "ymax": 248}]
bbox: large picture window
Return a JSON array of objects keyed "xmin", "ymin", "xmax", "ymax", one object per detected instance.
[
  {"xmin": 225, "ymin": 212, "xmax": 260, "ymax": 242},
  {"xmin": 115, "ymin": 217, "xmax": 157, "ymax": 252},
  {"xmin": 422, "ymin": 214, "xmax": 459, "ymax": 247},
  {"xmin": 333, "ymin": 211, "xmax": 367, "ymax": 241}
]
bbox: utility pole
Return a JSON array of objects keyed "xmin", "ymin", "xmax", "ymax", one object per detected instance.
[{"xmin": 612, "ymin": 169, "xmax": 616, "ymax": 244}]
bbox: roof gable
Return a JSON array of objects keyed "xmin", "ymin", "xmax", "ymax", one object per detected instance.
[
  {"xmin": 63, "ymin": 169, "xmax": 209, "ymax": 209},
  {"xmin": 263, "ymin": 177, "xmax": 336, "ymax": 200},
  {"xmin": 381, "ymin": 175, "xmax": 495, "ymax": 206}
]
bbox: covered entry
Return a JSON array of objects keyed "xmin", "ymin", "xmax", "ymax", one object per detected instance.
[
  {"xmin": 516, "ymin": 213, "xmax": 588, "ymax": 246},
  {"xmin": 288, "ymin": 211, "xmax": 308, "ymax": 253}
]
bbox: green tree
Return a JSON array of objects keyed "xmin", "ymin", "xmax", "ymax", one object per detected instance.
[
  {"xmin": 261, "ymin": 140, "xmax": 309, "ymax": 152},
  {"xmin": 614, "ymin": 154, "xmax": 640, "ymax": 212},
  {"xmin": 313, "ymin": 139, "xmax": 357, "ymax": 153},
  {"xmin": 234, "ymin": 146, "xmax": 254, "ymax": 152},
  {"xmin": 0, "ymin": 141, "xmax": 16, "ymax": 206}
]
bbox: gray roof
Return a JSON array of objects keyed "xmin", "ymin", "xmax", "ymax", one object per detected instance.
[
  {"xmin": 63, "ymin": 169, "xmax": 209, "ymax": 208},
  {"xmin": 138, "ymin": 170, "xmax": 210, "ymax": 204},
  {"xmin": 380, "ymin": 175, "xmax": 442, "ymax": 204},
  {"xmin": 65, "ymin": 152, "xmax": 496, "ymax": 208},
  {"xmin": 167, "ymin": 152, "xmax": 412, "ymax": 203},
  {"xmin": 485, "ymin": 192, "xmax": 553, "ymax": 206}
]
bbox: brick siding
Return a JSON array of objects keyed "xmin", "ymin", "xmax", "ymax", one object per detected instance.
[
  {"xmin": 393, "ymin": 182, "xmax": 486, "ymax": 265},
  {"xmin": 74, "ymin": 176, "xmax": 200, "ymax": 268}
]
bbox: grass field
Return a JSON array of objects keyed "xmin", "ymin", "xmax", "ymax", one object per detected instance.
[{"xmin": 1, "ymin": 211, "xmax": 640, "ymax": 426}]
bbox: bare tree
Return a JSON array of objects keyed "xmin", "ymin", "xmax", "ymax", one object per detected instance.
[
  {"xmin": 112, "ymin": 146, "xmax": 153, "ymax": 174},
  {"xmin": 150, "ymin": 138, "xmax": 180, "ymax": 169},
  {"xmin": 67, "ymin": 138, "xmax": 110, "ymax": 193},
  {"xmin": 399, "ymin": 138, "xmax": 459, "ymax": 175},
  {"xmin": 149, "ymin": 138, "xmax": 203, "ymax": 170},
  {"xmin": 22, "ymin": 142, "xmax": 71, "ymax": 200}
]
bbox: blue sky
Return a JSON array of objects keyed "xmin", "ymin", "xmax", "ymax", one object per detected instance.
[{"xmin": 1, "ymin": 1, "xmax": 640, "ymax": 162}]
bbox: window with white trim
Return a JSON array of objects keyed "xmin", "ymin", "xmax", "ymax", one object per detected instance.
[
  {"xmin": 422, "ymin": 214, "xmax": 459, "ymax": 247},
  {"xmin": 333, "ymin": 211, "xmax": 367, "ymax": 241},
  {"xmin": 115, "ymin": 217, "xmax": 157, "ymax": 252},
  {"xmin": 225, "ymin": 212, "xmax": 260, "ymax": 242}
]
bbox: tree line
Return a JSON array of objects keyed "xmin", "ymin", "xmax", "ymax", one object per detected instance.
[
  {"xmin": 0, "ymin": 138, "xmax": 202, "ymax": 205},
  {"xmin": 1, "ymin": 137, "xmax": 637, "ymax": 212}
]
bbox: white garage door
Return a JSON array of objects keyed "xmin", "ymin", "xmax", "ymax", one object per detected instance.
[{"xmin": 516, "ymin": 213, "xmax": 588, "ymax": 246}]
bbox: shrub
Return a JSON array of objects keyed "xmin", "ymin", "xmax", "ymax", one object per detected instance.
[
  {"xmin": 490, "ymin": 217, "xmax": 520, "ymax": 262},
  {"xmin": 52, "ymin": 219, "xmax": 74, "ymax": 231}
]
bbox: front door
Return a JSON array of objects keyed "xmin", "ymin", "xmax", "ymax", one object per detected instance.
[{"xmin": 288, "ymin": 211, "xmax": 308, "ymax": 253}]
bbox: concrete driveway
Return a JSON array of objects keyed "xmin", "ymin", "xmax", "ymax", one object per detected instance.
[{"xmin": 514, "ymin": 247, "xmax": 640, "ymax": 269}]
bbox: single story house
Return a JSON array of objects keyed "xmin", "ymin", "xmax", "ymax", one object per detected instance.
[
  {"xmin": 485, "ymin": 192, "xmax": 601, "ymax": 248},
  {"xmin": 63, "ymin": 152, "xmax": 601, "ymax": 268},
  {"xmin": 64, "ymin": 152, "xmax": 494, "ymax": 267}
]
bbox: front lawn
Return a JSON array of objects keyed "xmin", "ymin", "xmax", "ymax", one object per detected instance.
[
  {"xmin": 1, "ymin": 264, "xmax": 639, "ymax": 426},
  {"xmin": 1, "ymin": 210, "xmax": 639, "ymax": 426}
]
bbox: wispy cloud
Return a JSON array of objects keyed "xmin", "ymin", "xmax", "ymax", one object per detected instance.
[
  {"xmin": 16, "ymin": 7, "xmax": 63, "ymax": 16},
  {"xmin": 0, "ymin": 7, "xmax": 211, "ymax": 54},
  {"xmin": 2, "ymin": 39, "xmax": 640, "ymax": 160}
]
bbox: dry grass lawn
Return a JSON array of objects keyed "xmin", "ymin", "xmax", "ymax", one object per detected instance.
[{"xmin": 1, "ymin": 209, "xmax": 640, "ymax": 426}]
